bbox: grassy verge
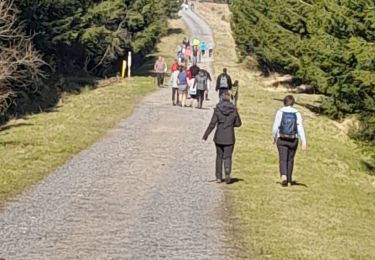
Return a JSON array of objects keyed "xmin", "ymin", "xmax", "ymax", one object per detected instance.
[
  {"xmin": 0, "ymin": 19, "xmax": 186, "ymax": 203},
  {"xmin": 199, "ymin": 3, "xmax": 375, "ymax": 259}
]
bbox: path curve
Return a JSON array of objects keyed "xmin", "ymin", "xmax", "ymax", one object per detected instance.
[{"xmin": 0, "ymin": 9, "xmax": 246, "ymax": 260}]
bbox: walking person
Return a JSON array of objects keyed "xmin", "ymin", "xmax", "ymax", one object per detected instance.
[
  {"xmin": 216, "ymin": 68, "xmax": 232, "ymax": 99},
  {"xmin": 154, "ymin": 56, "xmax": 167, "ymax": 88},
  {"xmin": 194, "ymin": 70, "xmax": 208, "ymax": 109},
  {"xmin": 192, "ymin": 45, "xmax": 199, "ymax": 65},
  {"xmin": 200, "ymin": 69, "xmax": 212, "ymax": 101},
  {"xmin": 171, "ymin": 59, "xmax": 179, "ymax": 72},
  {"xmin": 200, "ymin": 41, "xmax": 207, "ymax": 57},
  {"xmin": 203, "ymin": 93, "xmax": 242, "ymax": 184},
  {"xmin": 170, "ymin": 69, "xmax": 180, "ymax": 106},
  {"xmin": 177, "ymin": 65, "xmax": 189, "ymax": 107},
  {"xmin": 272, "ymin": 95, "xmax": 307, "ymax": 187},
  {"xmin": 231, "ymin": 80, "xmax": 239, "ymax": 107}
]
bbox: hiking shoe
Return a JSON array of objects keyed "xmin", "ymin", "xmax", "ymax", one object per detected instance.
[
  {"xmin": 281, "ymin": 175, "xmax": 287, "ymax": 187},
  {"xmin": 225, "ymin": 174, "xmax": 231, "ymax": 184},
  {"xmin": 216, "ymin": 179, "xmax": 222, "ymax": 183}
]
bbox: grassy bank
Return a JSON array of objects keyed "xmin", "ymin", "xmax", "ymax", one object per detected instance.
[
  {"xmin": 199, "ymin": 3, "xmax": 375, "ymax": 259},
  {"xmin": 0, "ymin": 19, "xmax": 186, "ymax": 203}
]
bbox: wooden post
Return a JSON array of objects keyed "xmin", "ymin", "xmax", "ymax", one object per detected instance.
[{"xmin": 127, "ymin": 51, "xmax": 132, "ymax": 78}]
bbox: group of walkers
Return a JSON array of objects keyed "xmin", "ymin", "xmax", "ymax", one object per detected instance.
[
  {"xmin": 176, "ymin": 37, "xmax": 212, "ymax": 67},
  {"xmin": 169, "ymin": 60, "xmax": 211, "ymax": 108},
  {"xmin": 204, "ymin": 93, "xmax": 307, "ymax": 186},
  {"xmin": 154, "ymin": 34, "xmax": 307, "ymax": 186}
]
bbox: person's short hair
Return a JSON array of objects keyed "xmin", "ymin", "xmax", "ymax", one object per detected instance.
[
  {"xmin": 283, "ymin": 95, "xmax": 295, "ymax": 106},
  {"xmin": 234, "ymin": 80, "xmax": 239, "ymax": 85},
  {"xmin": 221, "ymin": 92, "xmax": 231, "ymax": 101},
  {"xmin": 223, "ymin": 68, "xmax": 227, "ymax": 73}
]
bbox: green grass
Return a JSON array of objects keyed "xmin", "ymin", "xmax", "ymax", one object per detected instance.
[
  {"xmin": 200, "ymin": 3, "xmax": 375, "ymax": 259},
  {"xmin": 0, "ymin": 19, "xmax": 186, "ymax": 204},
  {"xmin": 0, "ymin": 79, "xmax": 154, "ymax": 202}
]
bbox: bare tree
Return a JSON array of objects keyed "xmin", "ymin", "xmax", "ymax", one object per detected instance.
[{"xmin": 0, "ymin": 0, "xmax": 46, "ymax": 115}]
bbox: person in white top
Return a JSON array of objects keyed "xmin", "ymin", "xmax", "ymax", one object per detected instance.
[{"xmin": 272, "ymin": 95, "xmax": 307, "ymax": 186}]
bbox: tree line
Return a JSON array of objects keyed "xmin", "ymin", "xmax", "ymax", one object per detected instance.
[
  {"xmin": 0, "ymin": 0, "xmax": 179, "ymax": 121},
  {"xmin": 231, "ymin": 0, "xmax": 375, "ymax": 148}
]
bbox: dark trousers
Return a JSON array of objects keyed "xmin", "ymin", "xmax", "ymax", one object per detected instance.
[
  {"xmin": 277, "ymin": 138, "xmax": 298, "ymax": 182},
  {"xmin": 215, "ymin": 144, "xmax": 234, "ymax": 180},
  {"xmin": 172, "ymin": 88, "xmax": 179, "ymax": 104},
  {"xmin": 197, "ymin": 89, "xmax": 205, "ymax": 108},
  {"xmin": 156, "ymin": 73, "xmax": 164, "ymax": 87},
  {"xmin": 218, "ymin": 88, "xmax": 229, "ymax": 100}
]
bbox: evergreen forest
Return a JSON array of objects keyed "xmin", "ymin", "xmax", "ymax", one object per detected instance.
[
  {"xmin": 231, "ymin": 0, "xmax": 375, "ymax": 149},
  {"xmin": 0, "ymin": 0, "xmax": 179, "ymax": 120}
]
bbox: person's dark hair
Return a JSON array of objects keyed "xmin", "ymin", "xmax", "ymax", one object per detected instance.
[
  {"xmin": 179, "ymin": 65, "xmax": 184, "ymax": 72},
  {"xmin": 283, "ymin": 95, "xmax": 295, "ymax": 106},
  {"xmin": 223, "ymin": 68, "xmax": 227, "ymax": 74},
  {"xmin": 221, "ymin": 92, "xmax": 231, "ymax": 101},
  {"xmin": 234, "ymin": 80, "xmax": 239, "ymax": 85}
]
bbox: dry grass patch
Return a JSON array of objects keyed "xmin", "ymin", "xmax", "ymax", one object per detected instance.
[{"xmin": 199, "ymin": 3, "xmax": 375, "ymax": 259}]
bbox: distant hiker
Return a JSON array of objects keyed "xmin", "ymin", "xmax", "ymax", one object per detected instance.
[
  {"xmin": 231, "ymin": 80, "xmax": 239, "ymax": 107},
  {"xmin": 272, "ymin": 95, "xmax": 307, "ymax": 187},
  {"xmin": 188, "ymin": 75, "xmax": 198, "ymax": 107},
  {"xmin": 192, "ymin": 45, "xmax": 199, "ymax": 65},
  {"xmin": 208, "ymin": 43, "xmax": 213, "ymax": 57},
  {"xmin": 194, "ymin": 70, "xmax": 208, "ymax": 109},
  {"xmin": 184, "ymin": 46, "xmax": 192, "ymax": 63},
  {"xmin": 216, "ymin": 68, "xmax": 232, "ymax": 99},
  {"xmin": 190, "ymin": 2, "xmax": 195, "ymax": 11},
  {"xmin": 170, "ymin": 69, "xmax": 180, "ymax": 105},
  {"xmin": 189, "ymin": 63, "xmax": 200, "ymax": 78},
  {"xmin": 154, "ymin": 56, "xmax": 167, "ymax": 88},
  {"xmin": 201, "ymin": 42, "xmax": 207, "ymax": 57},
  {"xmin": 177, "ymin": 65, "xmax": 189, "ymax": 107},
  {"xmin": 171, "ymin": 59, "xmax": 179, "ymax": 72},
  {"xmin": 200, "ymin": 68, "xmax": 212, "ymax": 101},
  {"xmin": 192, "ymin": 37, "xmax": 200, "ymax": 48},
  {"xmin": 203, "ymin": 93, "xmax": 242, "ymax": 184},
  {"xmin": 182, "ymin": 37, "xmax": 190, "ymax": 48}
]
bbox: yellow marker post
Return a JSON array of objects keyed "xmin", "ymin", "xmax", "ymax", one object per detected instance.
[{"xmin": 122, "ymin": 60, "xmax": 127, "ymax": 79}]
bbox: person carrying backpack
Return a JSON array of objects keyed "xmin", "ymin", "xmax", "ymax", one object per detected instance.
[
  {"xmin": 272, "ymin": 95, "xmax": 307, "ymax": 187},
  {"xmin": 203, "ymin": 92, "xmax": 242, "ymax": 184},
  {"xmin": 194, "ymin": 70, "xmax": 208, "ymax": 109},
  {"xmin": 216, "ymin": 68, "xmax": 232, "ymax": 99}
]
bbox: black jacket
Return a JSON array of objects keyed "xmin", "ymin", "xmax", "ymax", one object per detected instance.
[
  {"xmin": 216, "ymin": 73, "xmax": 232, "ymax": 91},
  {"xmin": 203, "ymin": 101, "xmax": 242, "ymax": 145},
  {"xmin": 189, "ymin": 65, "xmax": 200, "ymax": 77}
]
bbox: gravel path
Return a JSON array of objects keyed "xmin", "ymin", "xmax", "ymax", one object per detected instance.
[{"xmin": 0, "ymin": 9, "xmax": 247, "ymax": 260}]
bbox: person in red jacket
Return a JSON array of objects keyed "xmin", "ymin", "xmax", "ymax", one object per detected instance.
[{"xmin": 171, "ymin": 59, "xmax": 179, "ymax": 72}]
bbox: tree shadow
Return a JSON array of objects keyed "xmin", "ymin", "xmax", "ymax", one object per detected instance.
[
  {"xmin": 0, "ymin": 123, "xmax": 33, "ymax": 132},
  {"xmin": 361, "ymin": 160, "xmax": 375, "ymax": 176},
  {"xmin": 167, "ymin": 28, "xmax": 183, "ymax": 36},
  {"xmin": 227, "ymin": 178, "xmax": 244, "ymax": 184},
  {"xmin": 273, "ymin": 98, "xmax": 324, "ymax": 115},
  {"xmin": 275, "ymin": 181, "xmax": 308, "ymax": 187}
]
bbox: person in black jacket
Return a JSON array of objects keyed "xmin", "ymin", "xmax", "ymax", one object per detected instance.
[
  {"xmin": 202, "ymin": 93, "xmax": 242, "ymax": 184},
  {"xmin": 216, "ymin": 68, "xmax": 232, "ymax": 100}
]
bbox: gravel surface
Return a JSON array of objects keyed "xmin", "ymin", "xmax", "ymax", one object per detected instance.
[{"xmin": 0, "ymin": 9, "xmax": 248, "ymax": 260}]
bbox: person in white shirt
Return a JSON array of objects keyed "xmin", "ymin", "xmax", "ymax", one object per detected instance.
[{"xmin": 272, "ymin": 95, "xmax": 307, "ymax": 186}]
